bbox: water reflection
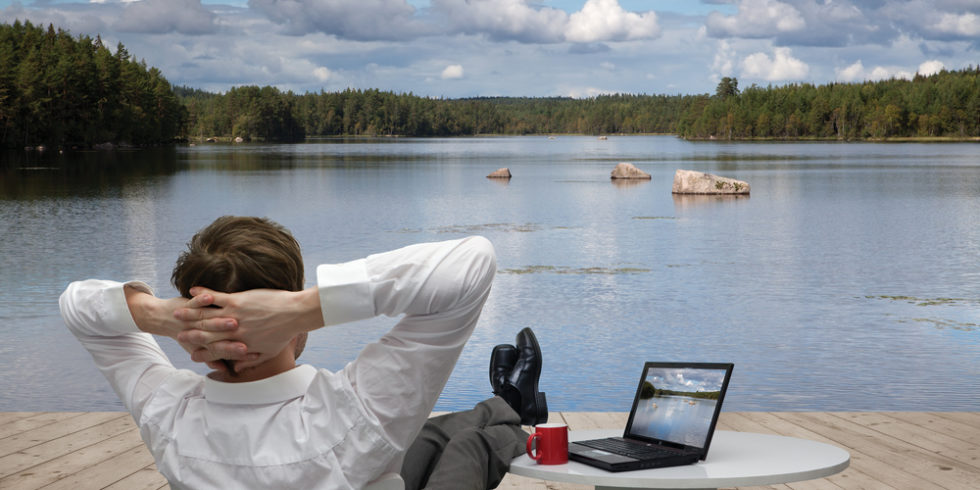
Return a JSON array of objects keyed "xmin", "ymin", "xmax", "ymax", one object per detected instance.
[
  {"xmin": 611, "ymin": 178, "xmax": 649, "ymax": 189},
  {"xmin": 0, "ymin": 148, "xmax": 179, "ymax": 199},
  {"xmin": 671, "ymin": 194, "xmax": 750, "ymax": 209}
]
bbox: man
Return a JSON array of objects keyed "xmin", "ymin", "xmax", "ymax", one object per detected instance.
[{"xmin": 60, "ymin": 216, "xmax": 545, "ymax": 489}]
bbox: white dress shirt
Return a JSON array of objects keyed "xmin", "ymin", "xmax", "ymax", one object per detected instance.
[{"xmin": 60, "ymin": 236, "xmax": 496, "ymax": 489}]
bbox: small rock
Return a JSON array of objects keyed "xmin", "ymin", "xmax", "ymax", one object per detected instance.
[
  {"xmin": 486, "ymin": 168, "xmax": 512, "ymax": 179},
  {"xmin": 672, "ymin": 169, "xmax": 750, "ymax": 194},
  {"xmin": 610, "ymin": 162, "xmax": 651, "ymax": 180}
]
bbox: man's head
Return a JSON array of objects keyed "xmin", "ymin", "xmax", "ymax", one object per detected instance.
[{"xmin": 172, "ymin": 216, "xmax": 308, "ymax": 369}]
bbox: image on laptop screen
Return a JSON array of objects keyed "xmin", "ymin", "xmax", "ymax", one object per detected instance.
[{"xmin": 627, "ymin": 365, "xmax": 728, "ymax": 448}]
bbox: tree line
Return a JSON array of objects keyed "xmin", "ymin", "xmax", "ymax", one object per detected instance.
[
  {"xmin": 680, "ymin": 72, "xmax": 979, "ymax": 139},
  {"xmin": 174, "ymin": 68, "xmax": 980, "ymax": 142},
  {"xmin": 0, "ymin": 21, "xmax": 184, "ymax": 149}
]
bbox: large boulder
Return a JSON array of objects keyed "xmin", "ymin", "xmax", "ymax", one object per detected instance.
[
  {"xmin": 672, "ymin": 169, "xmax": 750, "ymax": 195},
  {"xmin": 486, "ymin": 168, "xmax": 512, "ymax": 179},
  {"xmin": 610, "ymin": 162, "xmax": 651, "ymax": 180}
]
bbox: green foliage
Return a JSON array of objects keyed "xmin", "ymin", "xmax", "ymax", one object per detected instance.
[
  {"xmin": 653, "ymin": 389, "xmax": 721, "ymax": 400},
  {"xmin": 180, "ymin": 89, "xmax": 706, "ymax": 138},
  {"xmin": 177, "ymin": 85, "xmax": 304, "ymax": 142},
  {"xmin": 715, "ymin": 77, "xmax": 739, "ymax": 99},
  {"xmin": 640, "ymin": 381, "xmax": 655, "ymax": 399},
  {"xmin": 680, "ymin": 70, "xmax": 979, "ymax": 140},
  {"xmin": 181, "ymin": 69, "xmax": 977, "ymax": 141},
  {"xmin": 0, "ymin": 21, "xmax": 184, "ymax": 148}
]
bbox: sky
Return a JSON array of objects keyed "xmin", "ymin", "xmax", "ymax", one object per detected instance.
[
  {"xmin": 1, "ymin": 0, "xmax": 977, "ymax": 97},
  {"xmin": 648, "ymin": 368, "xmax": 726, "ymax": 394}
]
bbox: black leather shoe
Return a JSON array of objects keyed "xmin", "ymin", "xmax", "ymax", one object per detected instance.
[
  {"xmin": 489, "ymin": 344, "xmax": 517, "ymax": 396},
  {"xmin": 503, "ymin": 328, "xmax": 548, "ymax": 425}
]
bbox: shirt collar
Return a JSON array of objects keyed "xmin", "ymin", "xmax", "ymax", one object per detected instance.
[{"xmin": 204, "ymin": 364, "xmax": 317, "ymax": 405}]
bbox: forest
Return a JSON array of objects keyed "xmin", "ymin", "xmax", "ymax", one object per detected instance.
[
  {"xmin": 179, "ymin": 67, "xmax": 979, "ymax": 141},
  {"xmin": 2, "ymin": 21, "xmax": 978, "ymax": 149},
  {"xmin": 0, "ymin": 21, "xmax": 183, "ymax": 149}
]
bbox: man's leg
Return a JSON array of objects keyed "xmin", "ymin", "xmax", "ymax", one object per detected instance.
[{"xmin": 401, "ymin": 397, "xmax": 528, "ymax": 490}]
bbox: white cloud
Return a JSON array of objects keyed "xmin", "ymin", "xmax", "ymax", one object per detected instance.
[
  {"xmin": 712, "ymin": 40, "xmax": 736, "ymax": 77},
  {"xmin": 433, "ymin": 0, "xmax": 568, "ymax": 43},
  {"xmin": 870, "ymin": 65, "xmax": 913, "ymax": 80},
  {"xmin": 563, "ymin": 86, "xmax": 611, "ymax": 98},
  {"xmin": 565, "ymin": 0, "xmax": 660, "ymax": 43},
  {"xmin": 918, "ymin": 60, "xmax": 946, "ymax": 76},
  {"xmin": 440, "ymin": 64, "xmax": 464, "ymax": 79},
  {"xmin": 740, "ymin": 47, "xmax": 809, "ymax": 81},
  {"xmin": 836, "ymin": 60, "xmax": 866, "ymax": 82},
  {"xmin": 433, "ymin": 0, "xmax": 660, "ymax": 44},
  {"xmin": 836, "ymin": 60, "xmax": 919, "ymax": 82},
  {"xmin": 115, "ymin": 0, "xmax": 216, "ymax": 35},
  {"xmin": 249, "ymin": 0, "xmax": 424, "ymax": 40},
  {"xmin": 932, "ymin": 12, "xmax": 980, "ymax": 37},
  {"xmin": 313, "ymin": 66, "xmax": 332, "ymax": 82},
  {"xmin": 705, "ymin": 0, "xmax": 805, "ymax": 38}
]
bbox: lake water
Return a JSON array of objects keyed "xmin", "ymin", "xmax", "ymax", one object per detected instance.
[
  {"xmin": 1, "ymin": 136, "xmax": 978, "ymax": 413},
  {"xmin": 632, "ymin": 396, "xmax": 718, "ymax": 446}
]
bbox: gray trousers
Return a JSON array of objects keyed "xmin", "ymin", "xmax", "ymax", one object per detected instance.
[{"xmin": 400, "ymin": 396, "xmax": 529, "ymax": 490}]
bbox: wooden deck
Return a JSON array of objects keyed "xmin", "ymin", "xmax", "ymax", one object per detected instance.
[{"xmin": 1, "ymin": 411, "xmax": 977, "ymax": 489}]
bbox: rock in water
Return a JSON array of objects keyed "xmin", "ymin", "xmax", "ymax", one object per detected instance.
[
  {"xmin": 672, "ymin": 169, "xmax": 750, "ymax": 194},
  {"xmin": 487, "ymin": 168, "xmax": 512, "ymax": 179},
  {"xmin": 610, "ymin": 162, "xmax": 651, "ymax": 180}
]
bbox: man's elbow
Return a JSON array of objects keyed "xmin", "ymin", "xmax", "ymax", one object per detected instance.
[{"xmin": 458, "ymin": 235, "xmax": 497, "ymax": 299}]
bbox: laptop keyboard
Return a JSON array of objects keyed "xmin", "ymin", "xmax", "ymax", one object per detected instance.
[{"xmin": 577, "ymin": 438, "xmax": 678, "ymax": 459}]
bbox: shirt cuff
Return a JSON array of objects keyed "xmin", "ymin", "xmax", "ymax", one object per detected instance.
[
  {"xmin": 316, "ymin": 259, "xmax": 375, "ymax": 327},
  {"xmin": 106, "ymin": 281, "xmax": 153, "ymax": 335}
]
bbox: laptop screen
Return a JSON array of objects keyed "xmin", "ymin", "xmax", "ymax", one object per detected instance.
[{"xmin": 624, "ymin": 363, "xmax": 733, "ymax": 453}]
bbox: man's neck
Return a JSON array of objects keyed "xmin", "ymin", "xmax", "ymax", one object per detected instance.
[{"xmin": 210, "ymin": 351, "xmax": 297, "ymax": 383}]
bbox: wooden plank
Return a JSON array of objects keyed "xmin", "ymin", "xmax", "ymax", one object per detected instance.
[
  {"xmin": 0, "ymin": 414, "xmax": 38, "ymax": 427},
  {"xmin": 0, "ymin": 414, "xmax": 84, "ymax": 441},
  {"xmin": 719, "ymin": 412, "xmax": 781, "ymax": 434},
  {"xmin": 773, "ymin": 412, "xmax": 942, "ymax": 490},
  {"xmin": 0, "ymin": 412, "xmax": 127, "ymax": 459},
  {"xmin": 498, "ymin": 472, "xmax": 590, "ymax": 489},
  {"xmin": 886, "ymin": 411, "xmax": 980, "ymax": 445},
  {"xmin": 102, "ymin": 463, "xmax": 168, "ymax": 490},
  {"xmin": 794, "ymin": 412, "xmax": 976, "ymax": 489},
  {"xmin": 833, "ymin": 412, "xmax": 980, "ymax": 470},
  {"xmin": 0, "ymin": 429, "xmax": 144, "ymax": 489},
  {"xmin": 930, "ymin": 412, "xmax": 980, "ymax": 431},
  {"xmin": 740, "ymin": 412, "xmax": 895, "ymax": 490},
  {"xmin": 40, "ymin": 443, "xmax": 157, "ymax": 490},
  {"xmin": 559, "ymin": 412, "xmax": 627, "ymax": 431},
  {"xmin": 0, "ymin": 416, "xmax": 136, "ymax": 479}
]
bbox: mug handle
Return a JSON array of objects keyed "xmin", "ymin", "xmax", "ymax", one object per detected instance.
[{"xmin": 526, "ymin": 432, "xmax": 542, "ymax": 461}]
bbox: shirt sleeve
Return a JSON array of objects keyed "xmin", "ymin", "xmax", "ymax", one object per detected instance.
[
  {"xmin": 59, "ymin": 279, "xmax": 177, "ymax": 421},
  {"xmin": 319, "ymin": 236, "xmax": 497, "ymax": 450}
]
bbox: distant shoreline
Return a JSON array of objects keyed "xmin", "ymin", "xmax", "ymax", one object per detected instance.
[{"xmin": 185, "ymin": 133, "xmax": 980, "ymax": 144}]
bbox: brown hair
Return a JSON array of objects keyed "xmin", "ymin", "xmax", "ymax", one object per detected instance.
[{"xmin": 172, "ymin": 216, "xmax": 307, "ymax": 361}]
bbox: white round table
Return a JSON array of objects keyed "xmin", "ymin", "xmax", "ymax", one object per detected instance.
[{"xmin": 509, "ymin": 430, "xmax": 850, "ymax": 490}]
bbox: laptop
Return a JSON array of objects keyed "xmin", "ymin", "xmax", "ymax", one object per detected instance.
[{"xmin": 568, "ymin": 361, "xmax": 734, "ymax": 472}]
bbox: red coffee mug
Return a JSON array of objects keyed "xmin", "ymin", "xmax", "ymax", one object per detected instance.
[{"xmin": 526, "ymin": 423, "xmax": 568, "ymax": 465}]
